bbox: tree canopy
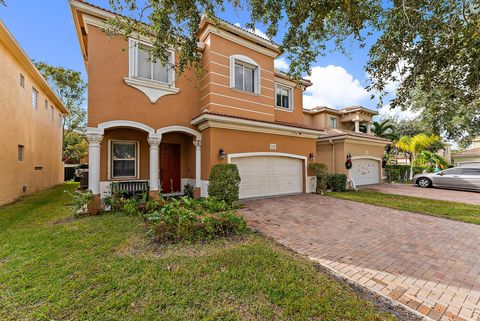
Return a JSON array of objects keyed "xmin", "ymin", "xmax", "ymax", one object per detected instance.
[
  {"xmin": 35, "ymin": 62, "xmax": 88, "ymax": 163},
  {"xmin": 107, "ymin": 0, "xmax": 479, "ymax": 145}
]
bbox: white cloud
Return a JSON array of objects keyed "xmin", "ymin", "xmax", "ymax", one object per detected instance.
[
  {"xmin": 233, "ymin": 22, "xmax": 269, "ymax": 40},
  {"xmin": 378, "ymin": 103, "xmax": 419, "ymax": 120},
  {"xmin": 303, "ymin": 65, "xmax": 370, "ymax": 109},
  {"xmin": 274, "ymin": 57, "xmax": 289, "ymax": 71}
]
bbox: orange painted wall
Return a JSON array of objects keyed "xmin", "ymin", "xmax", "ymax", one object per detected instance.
[{"xmin": 0, "ymin": 40, "xmax": 64, "ymax": 205}]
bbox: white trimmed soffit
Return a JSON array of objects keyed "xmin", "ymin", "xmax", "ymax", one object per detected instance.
[
  {"xmin": 199, "ymin": 25, "xmax": 279, "ymax": 58},
  {"xmin": 191, "ymin": 114, "xmax": 325, "ymax": 139},
  {"xmin": 316, "ymin": 135, "xmax": 389, "ymax": 146},
  {"xmin": 351, "ymin": 155, "xmax": 382, "ymax": 162}
]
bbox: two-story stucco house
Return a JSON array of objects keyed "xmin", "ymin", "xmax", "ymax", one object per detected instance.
[
  {"xmin": 70, "ymin": 0, "xmax": 388, "ymax": 210},
  {"xmin": 0, "ymin": 20, "xmax": 69, "ymax": 206}
]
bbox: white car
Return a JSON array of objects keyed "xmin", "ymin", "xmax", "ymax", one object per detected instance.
[{"xmin": 413, "ymin": 167, "xmax": 480, "ymax": 191}]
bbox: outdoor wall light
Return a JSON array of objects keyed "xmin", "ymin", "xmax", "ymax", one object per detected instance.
[
  {"xmin": 219, "ymin": 148, "xmax": 226, "ymax": 160},
  {"xmin": 309, "ymin": 153, "xmax": 315, "ymax": 161}
]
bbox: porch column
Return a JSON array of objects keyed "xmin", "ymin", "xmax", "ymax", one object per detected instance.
[
  {"xmin": 367, "ymin": 122, "xmax": 373, "ymax": 134},
  {"xmin": 354, "ymin": 120, "xmax": 360, "ymax": 133},
  {"xmin": 86, "ymin": 133, "xmax": 103, "ymax": 195},
  {"xmin": 193, "ymin": 139, "xmax": 202, "ymax": 189},
  {"xmin": 148, "ymin": 134, "xmax": 162, "ymax": 192}
]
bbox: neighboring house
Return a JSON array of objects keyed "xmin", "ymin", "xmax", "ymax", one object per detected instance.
[
  {"xmin": 0, "ymin": 20, "xmax": 69, "ymax": 206},
  {"xmin": 70, "ymin": 0, "xmax": 388, "ymax": 209},
  {"xmin": 304, "ymin": 106, "xmax": 389, "ymax": 186},
  {"xmin": 452, "ymin": 137, "xmax": 480, "ymax": 168}
]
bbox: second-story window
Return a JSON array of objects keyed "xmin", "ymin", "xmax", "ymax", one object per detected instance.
[
  {"xmin": 50, "ymin": 106, "xmax": 54, "ymax": 122},
  {"xmin": 329, "ymin": 117, "xmax": 337, "ymax": 128},
  {"xmin": 131, "ymin": 41, "xmax": 173, "ymax": 85},
  {"xmin": 275, "ymin": 84, "xmax": 293, "ymax": 110},
  {"xmin": 20, "ymin": 74, "xmax": 25, "ymax": 88},
  {"xmin": 230, "ymin": 55, "xmax": 260, "ymax": 94},
  {"xmin": 31, "ymin": 88, "xmax": 38, "ymax": 109}
]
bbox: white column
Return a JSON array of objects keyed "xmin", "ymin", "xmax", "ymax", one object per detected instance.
[
  {"xmin": 86, "ymin": 133, "xmax": 103, "ymax": 195},
  {"xmin": 193, "ymin": 139, "xmax": 202, "ymax": 188},
  {"xmin": 148, "ymin": 135, "xmax": 162, "ymax": 191},
  {"xmin": 354, "ymin": 120, "xmax": 360, "ymax": 133},
  {"xmin": 367, "ymin": 122, "xmax": 372, "ymax": 134}
]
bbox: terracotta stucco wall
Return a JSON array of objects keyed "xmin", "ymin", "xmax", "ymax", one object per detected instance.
[
  {"xmin": 0, "ymin": 41, "xmax": 64, "ymax": 205},
  {"xmin": 87, "ymin": 25, "xmax": 201, "ymax": 130},
  {"xmin": 205, "ymin": 127, "xmax": 316, "ymax": 180}
]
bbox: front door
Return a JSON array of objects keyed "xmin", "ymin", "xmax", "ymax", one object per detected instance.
[{"xmin": 160, "ymin": 143, "xmax": 181, "ymax": 193}]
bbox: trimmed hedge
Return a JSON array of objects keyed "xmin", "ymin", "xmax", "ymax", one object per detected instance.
[
  {"xmin": 327, "ymin": 174, "xmax": 347, "ymax": 192},
  {"xmin": 385, "ymin": 164, "xmax": 425, "ymax": 182},
  {"xmin": 208, "ymin": 164, "xmax": 241, "ymax": 204}
]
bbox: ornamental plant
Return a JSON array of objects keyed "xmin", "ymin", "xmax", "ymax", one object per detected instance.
[{"xmin": 208, "ymin": 164, "xmax": 241, "ymax": 204}]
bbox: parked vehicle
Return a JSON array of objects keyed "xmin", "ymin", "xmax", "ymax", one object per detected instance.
[{"xmin": 413, "ymin": 167, "xmax": 480, "ymax": 191}]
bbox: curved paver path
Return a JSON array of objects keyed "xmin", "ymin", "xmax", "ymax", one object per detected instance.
[
  {"xmin": 240, "ymin": 194, "xmax": 480, "ymax": 321},
  {"xmin": 362, "ymin": 184, "xmax": 480, "ymax": 205}
]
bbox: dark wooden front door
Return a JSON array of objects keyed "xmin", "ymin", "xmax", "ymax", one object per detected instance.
[{"xmin": 160, "ymin": 143, "xmax": 181, "ymax": 193}]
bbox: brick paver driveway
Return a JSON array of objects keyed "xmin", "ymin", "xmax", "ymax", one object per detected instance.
[
  {"xmin": 362, "ymin": 184, "xmax": 480, "ymax": 205},
  {"xmin": 239, "ymin": 194, "xmax": 480, "ymax": 321}
]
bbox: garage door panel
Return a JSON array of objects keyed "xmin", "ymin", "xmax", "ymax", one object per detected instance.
[
  {"xmin": 350, "ymin": 159, "xmax": 379, "ymax": 186},
  {"xmin": 232, "ymin": 156, "xmax": 303, "ymax": 199}
]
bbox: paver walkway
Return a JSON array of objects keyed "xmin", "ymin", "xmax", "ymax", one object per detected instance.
[
  {"xmin": 362, "ymin": 184, "xmax": 480, "ymax": 205},
  {"xmin": 240, "ymin": 194, "xmax": 480, "ymax": 321}
]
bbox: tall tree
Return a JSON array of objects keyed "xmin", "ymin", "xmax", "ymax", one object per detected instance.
[
  {"xmin": 371, "ymin": 119, "xmax": 395, "ymax": 140},
  {"xmin": 35, "ymin": 62, "xmax": 88, "ymax": 163},
  {"xmin": 106, "ymin": 0, "xmax": 479, "ymax": 144}
]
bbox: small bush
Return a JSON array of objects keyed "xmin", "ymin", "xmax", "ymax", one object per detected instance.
[
  {"xmin": 68, "ymin": 190, "xmax": 93, "ymax": 217},
  {"xmin": 183, "ymin": 183, "xmax": 194, "ymax": 198},
  {"xmin": 385, "ymin": 165, "xmax": 425, "ymax": 183},
  {"xmin": 208, "ymin": 164, "xmax": 241, "ymax": 204},
  {"xmin": 144, "ymin": 196, "xmax": 246, "ymax": 243},
  {"xmin": 309, "ymin": 163, "xmax": 328, "ymax": 194},
  {"xmin": 327, "ymin": 174, "xmax": 347, "ymax": 192},
  {"xmin": 122, "ymin": 198, "xmax": 140, "ymax": 216}
]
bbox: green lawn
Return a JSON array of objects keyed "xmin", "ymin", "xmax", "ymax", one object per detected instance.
[
  {"xmin": 0, "ymin": 183, "xmax": 393, "ymax": 320},
  {"xmin": 327, "ymin": 191, "xmax": 480, "ymax": 224}
]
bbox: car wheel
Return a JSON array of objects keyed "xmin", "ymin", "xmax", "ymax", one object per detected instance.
[{"xmin": 417, "ymin": 177, "xmax": 432, "ymax": 188}]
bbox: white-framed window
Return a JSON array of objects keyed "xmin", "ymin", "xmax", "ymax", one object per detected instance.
[
  {"xmin": 50, "ymin": 106, "xmax": 54, "ymax": 122},
  {"xmin": 31, "ymin": 88, "xmax": 38, "ymax": 109},
  {"xmin": 44, "ymin": 99, "xmax": 48, "ymax": 109},
  {"xmin": 275, "ymin": 84, "xmax": 293, "ymax": 110},
  {"xmin": 18, "ymin": 145, "xmax": 24, "ymax": 161},
  {"xmin": 129, "ymin": 39, "xmax": 174, "ymax": 85},
  {"xmin": 110, "ymin": 141, "xmax": 138, "ymax": 179},
  {"xmin": 20, "ymin": 74, "xmax": 25, "ymax": 88},
  {"xmin": 229, "ymin": 55, "xmax": 260, "ymax": 94},
  {"xmin": 329, "ymin": 117, "xmax": 337, "ymax": 128}
]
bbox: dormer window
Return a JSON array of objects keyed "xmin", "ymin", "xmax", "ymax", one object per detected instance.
[
  {"xmin": 132, "ymin": 42, "xmax": 172, "ymax": 84},
  {"xmin": 275, "ymin": 84, "xmax": 293, "ymax": 111},
  {"xmin": 230, "ymin": 55, "xmax": 260, "ymax": 94}
]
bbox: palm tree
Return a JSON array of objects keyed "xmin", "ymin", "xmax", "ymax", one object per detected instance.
[
  {"xmin": 414, "ymin": 151, "xmax": 449, "ymax": 170},
  {"xmin": 372, "ymin": 119, "xmax": 396, "ymax": 140},
  {"xmin": 395, "ymin": 133, "xmax": 442, "ymax": 180}
]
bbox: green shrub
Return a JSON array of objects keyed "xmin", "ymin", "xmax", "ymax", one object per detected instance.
[
  {"xmin": 123, "ymin": 198, "xmax": 140, "ymax": 216},
  {"xmin": 183, "ymin": 183, "xmax": 194, "ymax": 198},
  {"xmin": 144, "ymin": 196, "xmax": 246, "ymax": 243},
  {"xmin": 327, "ymin": 174, "xmax": 347, "ymax": 192},
  {"xmin": 103, "ymin": 190, "xmax": 127, "ymax": 212},
  {"xmin": 208, "ymin": 164, "xmax": 241, "ymax": 204},
  {"xmin": 385, "ymin": 165, "xmax": 425, "ymax": 183},
  {"xmin": 68, "ymin": 190, "xmax": 93, "ymax": 217},
  {"xmin": 309, "ymin": 163, "xmax": 328, "ymax": 194}
]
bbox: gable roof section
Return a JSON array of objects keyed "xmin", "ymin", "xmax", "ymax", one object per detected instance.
[
  {"xmin": 303, "ymin": 105, "xmax": 378, "ymax": 116},
  {"xmin": 317, "ymin": 128, "xmax": 390, "ymax": 143},
  {"xmin": 453, "ymin": 148, "xmax": 480, "ymax": 157},
  {"xmin": 0, "ymin": 20, "xmax": 68, "ymax": 115}
]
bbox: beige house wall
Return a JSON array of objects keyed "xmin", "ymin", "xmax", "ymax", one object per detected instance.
[{"xmin": 0, "ymin": 33, "xmax": 65, "ymax": 205}]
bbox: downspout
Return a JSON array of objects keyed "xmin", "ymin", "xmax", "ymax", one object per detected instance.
[{"xmin": 329, "ymin": 140, "xmax": 335, "ymax": 173}]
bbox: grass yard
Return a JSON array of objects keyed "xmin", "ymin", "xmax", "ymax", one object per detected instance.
[
  {"xmin": 0, "ymin": 183, "xmax": 393, "ymax": 320},
  {"xmin": 327, "ymin": 190, "xmax": 480, "ymax": 225}
]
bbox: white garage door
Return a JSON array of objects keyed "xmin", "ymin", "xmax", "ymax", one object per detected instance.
[
  {"xmin": 458, "ymin": 162, "xmax": 480, "ymax": 168},
  {"xmin": 350, "ymin": 159, "xmax": 380, "ymax": 186},
  {"xmin": 231, "ymin": 156, "xmax": 303, "ymax": 199}
]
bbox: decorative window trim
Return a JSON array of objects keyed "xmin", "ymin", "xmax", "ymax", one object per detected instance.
[
  {"xmin": 229, "ymin": 54, "xmax": 261, "ymax": 94},
  {"xmin": 108, "ymin": 140, "xmax": 140, "ymax": 180},
  {"xmin": 275, "ymin": 83, "xmax": 294, "ymax": 112},
  {"xmin": 125, "ymin": 38, "xmax": 179, "ymax": 103}
]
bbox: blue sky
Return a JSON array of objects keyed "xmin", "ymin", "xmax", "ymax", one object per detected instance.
[{"xmin": 0, "ymin": 0, "xmax": 394, "ymax": 112}]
